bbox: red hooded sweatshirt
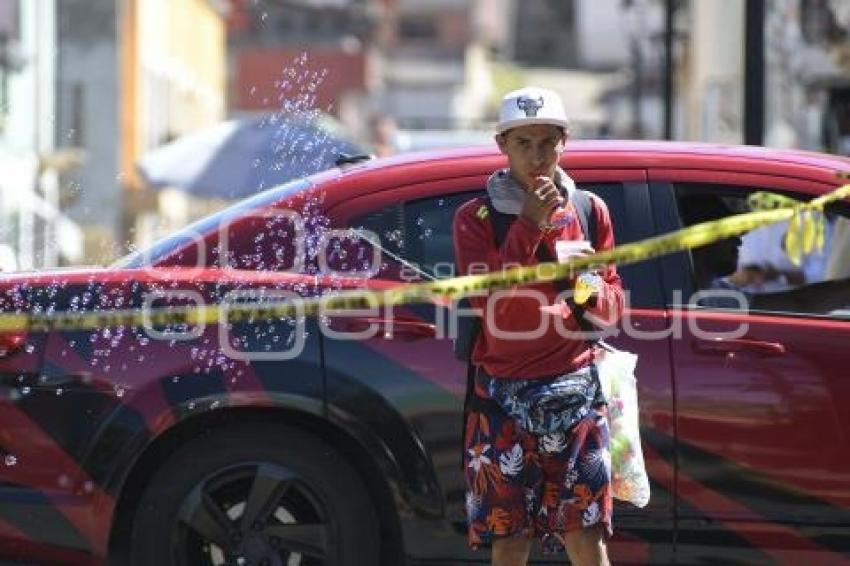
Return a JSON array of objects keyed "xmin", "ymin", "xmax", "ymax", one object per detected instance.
[{"xmin": 452, "ymin": 191, "xmax": 624, "ymax": 379}]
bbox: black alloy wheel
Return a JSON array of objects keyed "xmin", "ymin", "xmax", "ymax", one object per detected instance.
[
  {"xmin": 175, "ymin": 463, "xmax": 327, "ymax": 564},
  {"xmin": 129, "ymin": 424, "xmax": 380, "ymax": 566}
]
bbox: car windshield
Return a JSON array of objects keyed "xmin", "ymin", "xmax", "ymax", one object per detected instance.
[{"xmin": 112, "ymin": 179, "xmax": 313, "ymax": 269}]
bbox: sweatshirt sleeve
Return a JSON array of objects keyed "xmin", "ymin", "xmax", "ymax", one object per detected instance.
[{"xmin": 582, "ymin": 195, "xmax": 624, "ymax": 326}]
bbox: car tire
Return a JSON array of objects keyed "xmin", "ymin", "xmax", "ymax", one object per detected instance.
[{"xmin": 129, "ymin": 423, "xmax": 381, "ymax": 566}]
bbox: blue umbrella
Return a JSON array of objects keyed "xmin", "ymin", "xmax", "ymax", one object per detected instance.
[{"xmin": 136, "ymin": 113, "xmax": 363, "ymax": 199}]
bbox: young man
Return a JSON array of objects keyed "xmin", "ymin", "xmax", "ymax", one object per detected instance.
[{"xmin": 453, "ymin": 87, "xmax": 624, "ymax": 565}]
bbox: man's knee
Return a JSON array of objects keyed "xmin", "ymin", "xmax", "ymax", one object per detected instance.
[
  {"xmin": 491, "ymin": 536, "xmax": 532, "ymax": 566},
  {"xmin": 564, "ymin": 525, "xmax": 609, "ymax": 566}
]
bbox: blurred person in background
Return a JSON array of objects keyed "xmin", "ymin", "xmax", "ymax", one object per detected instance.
[{"xmin": 369, "ymin": 113, "xmax": 400, "ymax": 157}]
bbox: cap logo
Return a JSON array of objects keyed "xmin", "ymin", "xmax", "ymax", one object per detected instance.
[{"xmin": 516, "ymin": 95, "xmax": 545, "ymax": 117}]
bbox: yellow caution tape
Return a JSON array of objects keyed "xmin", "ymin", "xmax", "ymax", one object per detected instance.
[
  {"xmin": 0, "ymin": 183, "xmax": 848, "ymax": 334},
  {"xmin": 748, "ymin": 191, "xmax": 799, "ymax": 211},
  {"xmin": 789, "ymin": 208, "xmax": 825, "ymax": 264},
  {"xmin": 816, "ymin": 214, "xmax": 826, "ymax": 252},
  {"xmin": 785, "ymin": 211, "xmax": 804, "ymax": 266}
]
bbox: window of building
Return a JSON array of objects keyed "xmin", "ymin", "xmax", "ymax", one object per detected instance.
[{"xmin": 398, "ymin": 16, "xmax": 438, "ymax": 41}]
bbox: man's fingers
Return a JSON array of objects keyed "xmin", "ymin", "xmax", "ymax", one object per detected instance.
[
  {"xmin": 529, "ymin": 179, "xmax": 563, "ymax": 214},
  {"xmin": 535, "ymin": 186, "xmax": 560, "ymax": 202}
]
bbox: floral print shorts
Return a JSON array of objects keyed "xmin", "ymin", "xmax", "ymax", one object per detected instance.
[{"xmin": 464, "ymin": 370, "xmax": 613, "ymax": 553}]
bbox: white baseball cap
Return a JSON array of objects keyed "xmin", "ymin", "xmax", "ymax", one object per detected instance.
[{"xmin": 496, "ymin": 86, "xmax": 570, "ymax": 134}]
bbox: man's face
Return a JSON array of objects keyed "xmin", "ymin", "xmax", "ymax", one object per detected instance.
[{"xmin": 495, "ymin": 124, "xmax": 566, "ymax": 190}]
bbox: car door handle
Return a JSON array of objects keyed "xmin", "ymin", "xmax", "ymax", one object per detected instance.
[
  {"xmin": 338, "ymin": 317, "xmax": 436, "ymax": 340},
  {"xmin": 692, "ymin": 338, "xmax": 786, "ymax": 357}
]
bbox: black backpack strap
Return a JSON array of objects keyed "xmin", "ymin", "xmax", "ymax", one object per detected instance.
[
  {"xmin": 482, "ymin": 195, "xmax": 514, "ymax": 246},
  {"xmin": 570, "ymin": 189, "xmax": 598, "ymax": 250}
]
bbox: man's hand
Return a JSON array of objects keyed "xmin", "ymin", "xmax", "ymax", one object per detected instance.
[{"xmin": 520, "ymin": 176, "xmax": 564, "ymax": 227}]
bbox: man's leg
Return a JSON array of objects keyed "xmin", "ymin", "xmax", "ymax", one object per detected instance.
[
  {"xmin": 540, "ymin": 405, "xmax": 612, "ymax": 565},
  {"xmin": 563, "ymin": 525, "xmax": 610, "ymax": 566},
  {"xmin": 491, "ymin": 537, "xmax": 533, "ymax": 566}
]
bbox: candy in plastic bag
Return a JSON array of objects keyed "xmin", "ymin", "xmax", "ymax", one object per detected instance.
[{"xmin": 596, "ymin": 346, "xmax": 650, "ymax": 508}]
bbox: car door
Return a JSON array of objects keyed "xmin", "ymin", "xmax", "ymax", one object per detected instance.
[
  {"xmin": 322, "ymin": 168, "xmax": 676, "ymax": 563},
  {"xmin": 321, "ymin": 177, "xmax": 487, "ymax": 562},
  {"xmin": 651, "ymin": 174, "xmax": 850, "ymax": 564}
]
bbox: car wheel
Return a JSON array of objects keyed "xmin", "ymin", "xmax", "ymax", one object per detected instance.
[{"xmin": 129, "ymin": 423, "xmax": 381, "ymax": 566}]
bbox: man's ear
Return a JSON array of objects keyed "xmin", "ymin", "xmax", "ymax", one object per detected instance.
[
  {"xmin": 557, "ymin": 129, "xmax": 568, "ymax": 149},
  {"xmin": 494, "ymin": 133, "xmax": 508, "ymax": 155}
]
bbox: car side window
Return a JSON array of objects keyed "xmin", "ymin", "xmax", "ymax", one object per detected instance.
[
  {"xmin": 350, "ymin": 191, "xmax": 483, "ymax": 281},
  {"xmin": 675, "ymin": 183, "xmax": 850, "ymax": 319},
  {"xmin": 215, "ymin": 212, "xmax": 304, "ymax": 271}
]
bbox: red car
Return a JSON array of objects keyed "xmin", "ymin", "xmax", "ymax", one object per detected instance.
[{"xmin": 0, "ymin": 141, "xmax": 849, "ymax": 565}]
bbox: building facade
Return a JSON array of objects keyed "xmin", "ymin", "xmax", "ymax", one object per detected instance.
[
  {"xmin": 680, "ymin": 0, "xmax": 850, "ymax": 152},
  {"xmin": 227, "ymin": 0, "xmax": 385, "ymax": 142},
  {"xmin": 512, "ymin": 0, "xmax": 579, "ymax": 68},
  {"xmin": 56, "ymin": 0, "xmax": 227, "ymax": 264},
  {"xmin": 0, "ymin": 0, "xmax": 82, "ymax": 271},
  {"xmin": 381, "ymin": 0, "xmax": 510, "ymax": 130}
]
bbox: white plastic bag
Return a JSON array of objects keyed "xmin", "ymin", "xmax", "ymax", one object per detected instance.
[{"xmin": 595, "ymin": 345, "xmax": 650, "ymax": 508}]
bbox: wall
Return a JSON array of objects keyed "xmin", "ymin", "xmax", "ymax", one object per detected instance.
[
  {"xmin": 132, "ymin": 0, "xmax": 227, "ymax": 242},
  {"xmin": 1, "ymin": 0, "xmax": 83, "ymax": 269},
  {"xmin": 57, "ymin": 0, "xmax": 122, "ymax": 261},
  {"xmin": 683, "ymin": 0, "xmax": 745, "ymax": 143}
]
